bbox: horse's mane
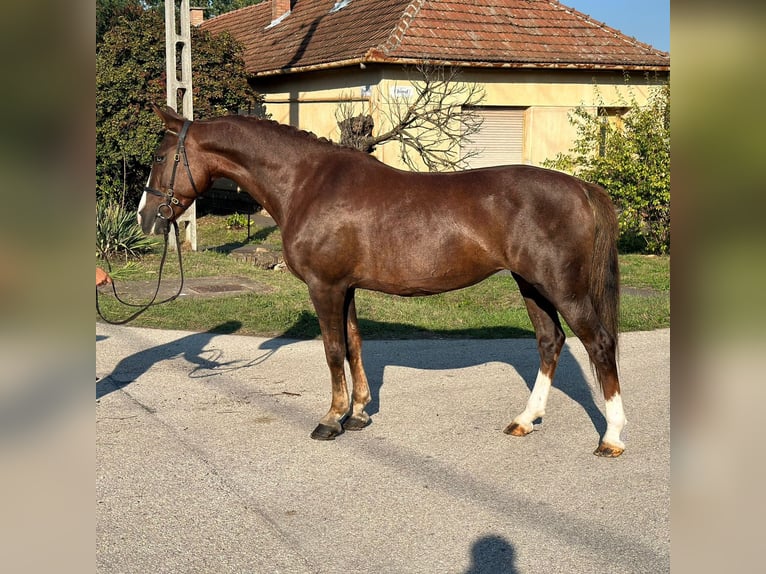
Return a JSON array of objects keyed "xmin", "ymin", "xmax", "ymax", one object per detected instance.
[{"xmin": 229, "ymin": 115, "xmax": 373, "ymax": 157}]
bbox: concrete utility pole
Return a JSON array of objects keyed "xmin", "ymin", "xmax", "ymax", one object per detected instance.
[{"xmin": 164, "ymin": 0, "xmax": 197, "ymax": 250}]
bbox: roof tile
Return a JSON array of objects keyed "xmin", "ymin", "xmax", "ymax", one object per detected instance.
[{"xmin": 200, "ymin": 0, "xmax": 669, "ymax": 75}]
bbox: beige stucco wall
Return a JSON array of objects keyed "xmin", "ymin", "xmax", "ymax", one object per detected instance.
[{"xmin": 253, "ymin": 66, "xmax": 666, "ymax": 171}]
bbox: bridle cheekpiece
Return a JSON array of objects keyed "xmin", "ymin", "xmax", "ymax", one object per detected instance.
[{"xmin": 144, "ymin": 119, "xmax": 200, "ymax": 221}]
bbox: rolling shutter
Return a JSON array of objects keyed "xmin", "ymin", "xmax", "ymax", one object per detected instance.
[{"xmin": 462, "ymin": 107, "xmax": 526, "ymax": 168}]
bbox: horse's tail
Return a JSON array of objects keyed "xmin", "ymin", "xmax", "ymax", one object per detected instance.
[{"xmin": 585, "ymin": 182, "xmax": 620, "ymax": 358}]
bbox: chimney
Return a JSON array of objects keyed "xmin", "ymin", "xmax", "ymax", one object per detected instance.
[
  {"xmin": 190, "ymin": 7, "xmax": 205, "ymax": 27},
  {"xmin": 273, "ymin": 0, "xmax": 292, "ymax": 22}
]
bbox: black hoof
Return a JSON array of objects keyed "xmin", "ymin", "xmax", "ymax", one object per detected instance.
[
  {"xmin": 342, "ymin": 416, "xmax": 370, "ymax": 431},
  {"xmin": 310, "ymin": 423, "xmax": 342, "ymax": 440}
]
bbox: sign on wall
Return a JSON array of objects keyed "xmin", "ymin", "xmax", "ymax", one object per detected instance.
[{"xmin": 389, "ymin": 85, "xmax": 414, "ymax": 99}]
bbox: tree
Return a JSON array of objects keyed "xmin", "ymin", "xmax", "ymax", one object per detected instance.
[
  {"xmin": 543, "ymin": 82, "xmax": 670, "ymax": 254},
  {"xmin": 97, "ymin": 0, "xmax": 143, "ymax": 44},
  {"xmin": 335, "ymin": 64, "xmax": 485, "ymax": 172},
  {"xmin": 97, "ymin": 6, "xmax": 260, "ymax": 209}
]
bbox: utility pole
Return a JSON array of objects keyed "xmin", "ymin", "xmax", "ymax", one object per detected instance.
[{"xmin": 164, "ymin": 0, "xmax": 197, "ymax": 250}]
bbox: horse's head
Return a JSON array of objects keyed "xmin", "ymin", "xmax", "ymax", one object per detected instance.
[{"xmin": 138, "ymin": 104, "xmax": 207, "ymax": 235}]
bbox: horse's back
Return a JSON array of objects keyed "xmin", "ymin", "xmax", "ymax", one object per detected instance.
[{"xmin": 286, "ymin": 161, "xmax": 599, "ymax": 295}]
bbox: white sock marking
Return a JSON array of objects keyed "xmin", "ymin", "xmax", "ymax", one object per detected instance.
[
  {"xmin": 603, "ymin": 393, "xmax": 627, "ymax": 448},
  {"xmin": 513, "ymin": 370, "xmax": 552, "ymax": 430}
]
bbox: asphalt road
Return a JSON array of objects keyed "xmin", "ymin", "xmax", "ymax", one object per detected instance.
[{"xmin": 96, "ymin": 324, "xmax": 669, "ymax": 573}]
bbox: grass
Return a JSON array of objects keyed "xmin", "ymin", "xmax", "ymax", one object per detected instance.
[
  {"xmin": 619, "ymin": 254, "xmax": 670, "ymax": 291},
  {"xmin": 97, "ymin": 214, "xmax": 669, "ymax": 338}
]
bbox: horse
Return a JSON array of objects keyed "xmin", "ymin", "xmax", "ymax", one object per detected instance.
[{"xmin": 139, "ymin": 104, "xmax": 626, "ymax": 457}]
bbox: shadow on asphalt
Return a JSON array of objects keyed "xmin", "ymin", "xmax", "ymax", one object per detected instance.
[
  {"xmin": 258, "ymin": 312, "xmax": 607, "ymax": 438},
  {"xmin": 464, "ymin": 534, "xmax": 520, "ymax": 574},
  {"xmin": 96, "ymin": 321, "xmax": 243, "ymax": 400},
  {"xmin": 96, "ymin": 311, "xmax": 605, "ymax": 436}
]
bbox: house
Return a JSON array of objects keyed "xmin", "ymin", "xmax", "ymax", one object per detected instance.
[{"xmin": 199, "ymin": 0, "xmax": 669, "ymax": 170}]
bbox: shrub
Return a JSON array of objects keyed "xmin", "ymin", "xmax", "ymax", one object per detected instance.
[
  {"xmin": 225, "ymin": 213, "xmax": 248, "ymax": 230},
  {"xmin": 96, "ymin": 195, "xmax": 157, "ymax": 260},
  {"xmin": 544, "ymin": 81, "xmax": 670, "ymax": 254}
]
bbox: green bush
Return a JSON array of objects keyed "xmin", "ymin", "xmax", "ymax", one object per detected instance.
[
  {"xmin": 225, "ymin": 213, "xmax": 248, "ymax": 230},
  {"xmin": 544, "ymin": 82, "xmax": 670, "ymax": 254},
  {"xmin": 96, "ymin": 196, "xmax": 157, "ymax": 260}
]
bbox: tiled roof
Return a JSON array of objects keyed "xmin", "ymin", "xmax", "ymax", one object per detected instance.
[{"xmin": 201, "ymin": 0, "xmax": 669, "ymax": 76}]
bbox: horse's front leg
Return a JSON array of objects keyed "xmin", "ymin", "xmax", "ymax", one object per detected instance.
[
  {"xmin": 308, "ymin": 283, "xmax": 351, "ymax": 440},
  {"xmin": 342, "ymin": 290, "xmax": 372, "ymax": 431}
]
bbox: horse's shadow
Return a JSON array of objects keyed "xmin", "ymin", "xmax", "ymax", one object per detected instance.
[
  {"xmin": 258, "ymin": 311, "xmax": 607, "ymax": 437},
  {"xmin": 97, "ymin": 321, "xmax": 244, "ymax": 400}
]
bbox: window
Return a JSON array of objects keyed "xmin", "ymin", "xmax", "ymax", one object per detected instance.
[
  {"xmin": 461, "ymin": 107, "xmax": 526, "ymax": 168},
  {"xmin": 597, "ymin": 106, "xmax": 629, "ymax": 156}
]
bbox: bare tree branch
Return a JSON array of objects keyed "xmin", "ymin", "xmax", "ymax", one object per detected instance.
[{"xmin": 336, "ymin": 63, "xmax": 485, "ymax": 171}]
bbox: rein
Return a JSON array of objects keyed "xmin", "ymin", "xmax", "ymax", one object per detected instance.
[
  {"xmin": 97, "ymin": 120, "xmax": 197, "ymax": 325},
  {"xmin": 96, "ymin": 220, "xmax": 185, "ymax": 325}
]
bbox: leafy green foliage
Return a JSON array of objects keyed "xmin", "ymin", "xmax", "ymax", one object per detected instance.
[
  {"xmin": 97, "ymin": 6, "xmax": 261, "ymax": 208},
  {"xmin": 225, "ymin": 213, "xmax": 249, "ymax": 229},
  {"xmin": 97, "ymin": 195, "xmax": 157, "ymax": 259},
  {"xmin": 544, "ymin": 82, "xmax": 670, "ymax": 254},
  {"xmin": 96, "ymin": 0, "xmax": 143, "ymax": 44}
]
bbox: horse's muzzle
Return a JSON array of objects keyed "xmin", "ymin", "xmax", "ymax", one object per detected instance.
[
  {"xmin": 137, "ymin": 206, "xmax": 168, "ymax": 236},
  {"xmin": 137, "ymin": 189, "xmax": 170, "ymax": 235}
]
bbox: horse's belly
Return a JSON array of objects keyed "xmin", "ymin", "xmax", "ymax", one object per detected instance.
[{"xmin": 355, "ymin": 260, "xmax": 499, "ymax": 296}]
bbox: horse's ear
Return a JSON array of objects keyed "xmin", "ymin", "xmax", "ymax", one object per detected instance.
[{"xmin": 151, "ymin": 103, "xmax": 184, "ymax": 132}]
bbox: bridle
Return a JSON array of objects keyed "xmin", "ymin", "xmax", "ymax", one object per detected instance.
[
  {"xmin": 96, "ymin": 120, "xmax": 198, "ymax": 325},
  {"xmin": 143, "ymin": 119, "xmax": 201, "ymax": 221}
]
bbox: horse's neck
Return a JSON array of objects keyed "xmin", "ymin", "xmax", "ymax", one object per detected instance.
[{"xmin": 201, "ymin": 119, "xmax": 299, "ymax": 227}]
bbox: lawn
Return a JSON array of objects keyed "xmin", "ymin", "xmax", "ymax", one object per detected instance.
[{"xmin": 97, "ymin": 215, "xmax": 669, "ymax": 338}]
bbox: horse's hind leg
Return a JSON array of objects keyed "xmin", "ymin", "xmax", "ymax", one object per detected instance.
[
  {"xmin": 504, "ymin": 274, "xmax": 565, "ymax": 437},
  {"xmin": 342, "ymin": 290, "xmax": 372, "ymax": 431},
  {"xmin": 556, "ymin": 299, "xmax": 626, "ymax": 457}
]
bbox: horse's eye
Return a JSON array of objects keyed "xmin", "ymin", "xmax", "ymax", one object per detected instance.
[{"xmin": 155, "ymin": 155, "xmax": 165, "ymax": 163}]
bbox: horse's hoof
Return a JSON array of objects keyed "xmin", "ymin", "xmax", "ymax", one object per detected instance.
[
  {"xmin": 594, "ymin": 442, "xmax": 624, "ymax": 457},
  {"xmin": 310, "ymin": 423, "xmax": 342, "ymax": 440},
  {"xmin": 342, "ymin": 416, "xmax": 370, "ymax": 431},
  {"xmin": 503, "ymin": 422, "xmax": 531, "ymax": 436}
]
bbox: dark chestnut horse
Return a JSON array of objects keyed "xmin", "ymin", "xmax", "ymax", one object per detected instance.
[{"xmin": 139, "ymin": 105, "xmax": 626, "ymax": 457}]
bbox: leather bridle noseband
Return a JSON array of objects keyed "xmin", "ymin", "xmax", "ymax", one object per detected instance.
[{"xmin": 143, "ymin": 119, "xmax": 200, "ymax": 221}]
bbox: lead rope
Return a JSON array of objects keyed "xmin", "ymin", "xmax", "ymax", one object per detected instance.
[{"xmin": 96, "ymin": 220, "xmax": 185, "ymax": 325}]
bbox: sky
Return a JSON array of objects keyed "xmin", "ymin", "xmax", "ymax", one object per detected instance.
[{"xmin": 562, "ymin": 0, "xmax": 670, "ymax": 52}]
